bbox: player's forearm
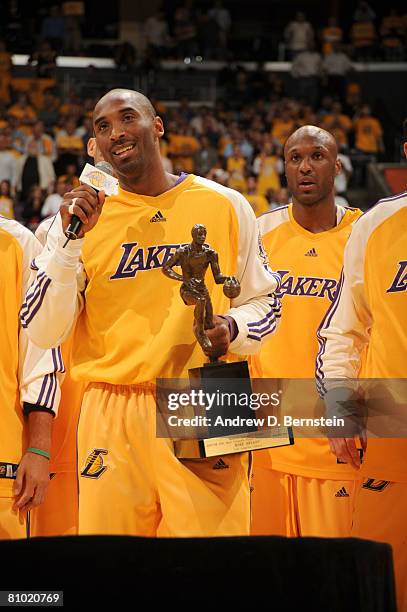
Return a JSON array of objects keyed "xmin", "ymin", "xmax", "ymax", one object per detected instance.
[
  {"xmin": 26, "ymin": 411, "xmax": 53, "ymax": 455},
  {"xmin": 21, "ymin": 235, "xmax": 83, "ymax": 348}
]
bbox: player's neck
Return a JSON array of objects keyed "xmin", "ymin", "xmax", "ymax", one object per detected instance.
[
  {"xmin": 292, "ymin": 198, "xmax": 337, "ymax": 234},
  {"xmin": 119, "ymin": 167, "xmax": 179, "ymax": 197}
]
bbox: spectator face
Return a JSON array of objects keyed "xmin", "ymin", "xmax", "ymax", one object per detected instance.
[
  {"xmin": 277, "ymin": 188, "xmax": 289, "ymax": 204},
  {"xmin": 284, "ymin": 129, "xmax": 340, "ymax": 206},
  {"xmin": 93, "ymin": 90, "xmax": 164, "ymax": 180},
  {"xmin": 0, "ymin": 180, "xmax": 11, "ymax": 196},
  {"xmin": 56, "ymin": 181, "xmax": 68, "ymax": 196},
  {"xmin": 65, "ymin": 119, "xmax": 77, "ymax": 135},
  {"xmin": 0, "ymin": 134, "xmax": 7, "ymax": 150},
  {"xmin": 27, "ymin": 141, "xmax": 38, "ymax": 156},
  {"xmin": 33, "ymin": 121, "xmax": 44, "ymax": 138},
  {"xmin": 247, "ymin": 176, "xmax": 257, "ymax": 191},
  {"xmin": 66, "ymin": 163, "xmax": 76, "ymax": 176}
]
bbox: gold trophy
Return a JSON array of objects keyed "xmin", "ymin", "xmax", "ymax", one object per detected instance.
[{"xmin": 161, "ymin": 225, "xmax": 293, "ymax": 458}]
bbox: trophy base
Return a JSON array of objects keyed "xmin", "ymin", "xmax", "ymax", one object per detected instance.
[
  {"xmin": 174, "ymin": 427, "xmax": 294, "ymax": 458},
  {"xmin": 172, "ymin": 359, "xmax": 294, "ymax": 459}
]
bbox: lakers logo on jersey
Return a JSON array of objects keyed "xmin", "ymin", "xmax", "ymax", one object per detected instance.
[
  {"xmin": 110, "ymin": 242, "xmax": 187, "ymax": 280},
  {"xmin": 81, "ymin": 449, "xmax": 108, "ymax": 479},
  {"xmin": 387, "ymin": 261, "xmax": 407, "ymax": 293},
  {"xmin": 276, "ymin": 270, "xmax": 338, "ymax": 301}
]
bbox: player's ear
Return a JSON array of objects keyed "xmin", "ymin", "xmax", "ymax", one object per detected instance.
[
  {"xmin": 334, "ymin": 157, "xmax": 342, "ymax": 177},
  {"xmin": 403, "ymin": 142, "xmax": 407, "ymax": 160},
  {"xmin": 154, "ymin": 116, "xmax": 165, "ymax": 139}
]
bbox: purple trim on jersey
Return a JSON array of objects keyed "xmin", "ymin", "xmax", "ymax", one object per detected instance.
[
  {"xmin": 30, "ymin": 259, "xmax": 39, "ymax": 271},
  {"xmin": 246, "ymin": 299, "xmax": 280, "ymax": 341},
  {"xmin": 37, "ymin": 373, "xmax": 52, "ymax": 407},
  {"xmin": 377, "ymin": 190, "xmax": 407, "ymax": 203},
  {"xmin": 20, "ymin": 273, "xmax": 46, "ymax": 319},
  {"xmin": 21, "ymin": 277, "xmax": 52, "ymax": 328},
  {"xmin": 356, "ymin": 190, "xmax": 407, "ymax": 223},
  {"xmin": 247, "ymin": 298, "xmax": 281, "ymax": 330},
  {"xmin": 265, "ymin": 266, "xmax": 282, "ymax": 291},
  {"xmin": 258, "ymin": 204, "xmax": 289, "ymax": 219},
  {"xmin": 315, "ymin": 269, "xmax": 345, "ymax": 396},
  {"xmin": 248, "ymin": 323, "xmax": 277, "ymax": 342},
  {"xmin": 57, "ymin": 347, "xmax": 65, "ymax": 373},
  {"xmin": 52, "ymin": 348, "xmax": 65, "ymax": 373},
  {"xmin": 49, "ymin": 373, "xmax": 58, "ymax": 408},
  {"xmin": 43, "ymin": 372, "xmax": 56, "ymax": 407},
  {"xmin": 174, "ymin": 172, "xmax": 189, "ymax": 186}
]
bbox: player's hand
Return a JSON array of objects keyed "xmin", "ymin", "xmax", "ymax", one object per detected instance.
[
  {"xmin": 328, "ymin": 435, "xmax": 366, "ymax": 470},
  {"xmin": 203, "ymin": 315, "xmax": 231, "ymax": 360},
  {"xmin": 12, "ymin": 453, "xmax": 50, "ymax": 513},
  {"xmin": 60, "ymin": 185, "xmax": 105, "ymax": 238}
]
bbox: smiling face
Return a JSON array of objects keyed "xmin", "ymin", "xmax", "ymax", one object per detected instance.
[
  {"xmin": 284, "ymin": 126, "xmax": 340, "ymax": 207},
  {"xmin": 93, "ymin": 89, "xmax": 164, "ymax": 185}
]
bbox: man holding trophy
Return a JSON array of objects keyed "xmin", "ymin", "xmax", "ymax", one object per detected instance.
[{"xmin": 21, "ymin": 88, "xmax": 281, "ymax": 537}]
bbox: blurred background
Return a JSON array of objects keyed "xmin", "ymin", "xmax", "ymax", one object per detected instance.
[{"xmin": 0, "ymin": 0, "xmax": 406, "ymax": 228}]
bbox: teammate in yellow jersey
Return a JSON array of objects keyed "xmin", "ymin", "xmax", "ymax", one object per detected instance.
[
  {"xmin": 0, "ymin": 218, "xmax": 63, "ymax": 539},
  {"xmin": 30, "ymin": 137, "xmax": 104, "ymax": 537},
  {"xmin": 317, "ymin": 122, "xmax": 407, "ymax": 610},
  {"xmin": 250, "ymin": 125, "xmax": 363, "ymax": 537},
  {"xmin": 22, "ymin": 89, "xmax": 281, "ymax": 537}
]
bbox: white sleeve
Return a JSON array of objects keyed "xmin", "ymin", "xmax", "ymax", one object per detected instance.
[
  {"xmin": 20, "ymin": 213, "xmax": 86, "ymax": 348},
  {"xmin": 1, "ymin": 219, "xmax": 65, "ymax": 414},
  {"xmin": 225, "ymin": 191, "xmax": 282, "ymax": 355},
  {"xmin": 316, "ymin": 216, "xmax": 371, "ymax": 396}
]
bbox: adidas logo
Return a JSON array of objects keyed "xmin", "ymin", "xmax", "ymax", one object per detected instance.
[
  {"xmin": 213, "ymin": 458, "xmax": 229, "ymax": 470},
  {"xmin": 335, "ymin": 487, "xmax": 350, "ymax": 498},
  {"xmin": 305, "ymin": 248, "xmax": 318, "ymax": 257},
  {"xmin": 150, "ymin": 210, "xmax": 166, "ymax": 222}
]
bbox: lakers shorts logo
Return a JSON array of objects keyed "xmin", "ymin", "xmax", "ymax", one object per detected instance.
[
  {"xmin": 362, "ymin": 478, "xmax": 390, "ymax": 492},
  {"xmin": 81, "ymin": 449, "xmax": 108, "ymax": 479}
]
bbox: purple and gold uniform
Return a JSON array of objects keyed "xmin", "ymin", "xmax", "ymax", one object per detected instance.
[
  {"xmin": 22, "ymin": 175, "xmax": 281, "ymax": 537},
  {"xmin": 251, "ymin": 203, "xmax": 362, "ymax": 537},
  {"xmin": 0, "ymin": 218, "xmax": 62, "ymax": 539},
  {"xmin": 317, "ymin": 191, "xmax": 407, "ymax": 610}
]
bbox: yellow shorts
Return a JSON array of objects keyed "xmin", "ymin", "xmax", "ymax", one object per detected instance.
[
  {"xmin": 30, "ymin": 471, "xmax": 78, "ymax": 537},
  {"xmin": 251, "ymin": 466, "xmax": 359, "ymax": 537},
  {"xmin": 0, "ymin": 496, "xmax": 27, "ymax": 539},
  {"xmin": 352, "ymin": 479, "xmax": 407, "ymax": 612},
  {"xmin": 78, "ymin": 383, "xmax": 250, "ymax": 537}
]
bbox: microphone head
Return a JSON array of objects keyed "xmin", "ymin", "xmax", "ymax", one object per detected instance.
[{"xmin": 95, "ymin": 161, "xmax": 114, "ymax": 176}]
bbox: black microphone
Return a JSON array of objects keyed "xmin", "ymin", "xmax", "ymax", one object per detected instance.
[{"xmin": 64, "ymin": 161, "xmax": 114, "ymax": 242}]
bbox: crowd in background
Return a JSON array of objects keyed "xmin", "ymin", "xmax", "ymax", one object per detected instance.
[
  {"xmin": 0, "ymin": 0, "xmax": 405, "ymax": 228},
  {"xmin": 0, "ymin": 78, "xmax": 387, "ymax": 227},
  {"xmin": 1, "ymin": 1, "xmax": 407, "ymax": 67}
]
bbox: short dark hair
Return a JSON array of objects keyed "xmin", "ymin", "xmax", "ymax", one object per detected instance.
[{"xmin": 403, "ymin": 118, "xmax": 407, "ymax": 143}]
